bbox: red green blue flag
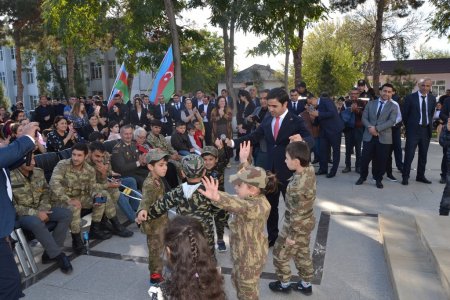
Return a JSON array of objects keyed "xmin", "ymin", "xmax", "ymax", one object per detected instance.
[
  {"xmin": 107, "ymin": 62, "xmax": 129, "ymax": 108},
  {"xmin": 149, "ymin": 45, "xmax": 174, "ymax": 104}
]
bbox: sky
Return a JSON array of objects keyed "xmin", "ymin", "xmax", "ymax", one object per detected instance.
[{"xmin": 181, "ymin": 0, "xmax": 449, "ymax": 72}]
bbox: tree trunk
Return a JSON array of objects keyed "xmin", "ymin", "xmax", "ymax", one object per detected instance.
[
  {"xmin": 66, "ymin": 46, "xmax": 75, "ymax": 96},
  {"xmin": 372, "ymin": 0, "xmax": 385, "ymax": 94},
  {"xmin": 128, "ymin": 73, "xmax": 134, "ymax": 96},
  {"xmin": 164, "ymin": 0, "xmax": 182, "ymax": 92},
  {"xmin": 13, "ymin": 30, "xmax": 24, "ymax": 102},
  {"xmin": 223, "ymin": 20, "xmax": 236, "ymax": 116},
  {"xmin": 284, "ymin": 30, "xmax": 290, "ymax": 89},
  {"xmin": 292, "ymin": 20, "xmax": 305, "ymax": 86}
]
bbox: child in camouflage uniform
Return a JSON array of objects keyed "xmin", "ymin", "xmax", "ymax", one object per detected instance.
[
  {"xmin": 269, "ymin": 141, "xmax": 316, "ymax": 295},
  {"xmin": 199, "ymin": 141, "xmax": 275, "ymax": 300},
  {"xmin": 202, "ymin": 139, "xmax": 229, "ymax": 252},
  {"xmin": 146, "ymin": 154, "xmax": 218, "ymax": 257},
  {"xmin": 136, "ymin": 149, "xmax": 171, "ymax": 286}
]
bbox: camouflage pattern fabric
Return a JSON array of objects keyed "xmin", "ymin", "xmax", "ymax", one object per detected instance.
[
  {"xmin": 49, "ymin": 159, "xmax": 103, "ymax": 233},
  {"xmin": 181, "ymin": 154, "xmax": 205, "ymax": 179},
  {"xmin": 215, "ymin": 192, "xmax": 271, "ymax": 300},
  {"xmin": 146, "ymin": 132, "xmax": 177, "ymax": 155},
  {"xmin": 11, "ymin": 168, "xmax": 51, "ymax": 216},
  {"xmin": 273, "ymin": 165, "xmax": 316, "ymax": 283},
  {"xmin": 146, "ymin": 149, "xmax": 170, "ymax": 164},
  {"xmin": 138, "ymin": 175, "xmax": 168, "ymax": 274},
  {"xmin": 229, "ymin": 165, "xmax": 267, "ymax": 189}
]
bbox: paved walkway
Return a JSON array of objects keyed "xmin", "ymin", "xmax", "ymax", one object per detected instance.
[{"xmin": 21, "ymin": 139, "xmax": 446, "ymax": 299}]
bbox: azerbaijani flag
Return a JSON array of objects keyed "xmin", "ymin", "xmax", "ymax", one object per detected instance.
[
  {"xmin": 149, "ymin": 45, "xmax": 174, "ymax": 104},
  {"xmin": 107, "ymin": 62, "xmax": 130, "ymax": 108}
]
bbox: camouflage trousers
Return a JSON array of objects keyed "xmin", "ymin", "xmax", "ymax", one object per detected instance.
[
  {"xmin": 231, "ymin": 260, "xmax": 265, "ymax": 300},
  {"xmin": 141, "ymin": 216, "xmax": 168, "ymax": 274},
  {"xmin": 213, "ymin": 208, "xmax": 228, "ymax": 241},
  {"xmin": 273, "ymin": 224, "xmax": 315, "ymax": 283},
  {"xmin": 69, "ymin": 193, "xmax": 117, "ymax": 233}
]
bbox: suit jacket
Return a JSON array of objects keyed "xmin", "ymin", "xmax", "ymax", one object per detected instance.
[
  {"xmin": 130, "ymin": 108, "xmax": 149, "ymax": 128},
  {"xmin": 0, "ymin": 136, "xmax": 35, "ymax": 238},
  {"xmin": 362, "ymin": 99, "xmax": 397, "ymax": 144},
  {"xmin": 235, "ymin": 111, "xmax": 314, "ymax": 182},
  {"xmin": 169, "ymin": 102, "xmax": 185, "ymax": 123},
  {"xmin": 403, "ymin": 91, "xmax": 437, "ymax": 137},
  {"xmin": 198, "ymin": 102, "xmax": 215, "ymax": 123},
  {"xmin": 154, "ymin": 103, "xmax": 173, "ymax": 124},
  {"xmin": 288, "ymin": 100, "xmax": 305, "ymax": 115},
  {"xmin": 315, "ymin": 98, "xmax": 344, "ymax": 138}
]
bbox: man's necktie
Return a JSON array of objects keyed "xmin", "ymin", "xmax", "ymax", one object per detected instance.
[
  {"xmin": 421, "ymin": 95, "xmax": 427, "ymax": 126},
  {"xmin": 293, "ymin": 102, "xmax": 297, "ymax": 111},
  {"xmin": 274, "ymin": 117, "xmax": 280, "ymax": 140},
  {"xmin": 376, "ymin": 101, "xmax": 384, "ymax": 119}
]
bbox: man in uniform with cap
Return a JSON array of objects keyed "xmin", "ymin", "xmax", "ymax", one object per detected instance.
[{"xmin": 357, "ymin": 79, "xmax": 373, "ymax": 100}]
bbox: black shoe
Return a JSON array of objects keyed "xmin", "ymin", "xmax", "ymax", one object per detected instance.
[
  {"xmin": 71, "ymin": 233, "xmax": 87, "ymax": 255},
  {"xmin": 234, "ymin": 156, "xmax": 239, "ymax": 162},
  {"xmin": 355, "ymin": 167, "xmax": 361, "ymax": 174},
  {"xmin": 56, "ymin": 253, "xmax": 73, "ymax": 274},
  {"xmin": 328, "ymin": 159, "xmax": 333, "ymax": 164},
  {"xmin": 291, "ymin": 281, "xmax": 312, "ymax": 295},
  {"xmin": 90, "ymin": 222, "xmax": 113, "ymax": 240},
  {"xmin": 41, "ymin": 251, "xmax": 57, "ymax": 264},
  {"xmin": 342, "ymin": 167, "xmax": 351, "ymax": 173},
  {"xmin": 269, "ymin": 281, "xmax": 291, "ymax": 293},
  {"xmin": 440, "ymin": 178, "xmax": 446, "ymax": 184},
  {"xmin": 315, "ymin": 171, "xmax": 327, "ymax": 175},
  {"xmin": 376, "ymin": 180, "xmax": 383, "ymax": 189},
  {"xmin": 416, "ymin": 177, "xmax": 432, "ymax": 184},
  {"xmin": 355, "ymin": 178, "xmax": 365, "ymax": 185},
  {"xmin": 109, "ymin": 216, "xmax": 134, "ymax": 237},
  {"xmin": 401, "ymin": 178, "xmax": 408, "ymax": 185},
  {"xmin": 100, "ymin": 216, "xmax": 114, "ymax": 233},
  {"xmin": 311, "ymin": 159, "xmax": 319, "ymax": 164},
  {"xmin": 326, "ymin": 173, "xmax": 335, "ymax": 178},
  {"xmin": 386, "ymin": 174, "xmax": 397, "ymax": 182}
]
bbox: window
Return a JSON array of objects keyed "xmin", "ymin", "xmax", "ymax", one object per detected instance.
[
  {"xmin": 12, "ymin": 70, "xmax": 17, "ymax": 85},
  {"xmin": 26, "ymin": 70, "xmax": 34, "ymax": 84},
  {"xmin": 10, "ymin": 47, "xmax": 15, "ymax": 60},
  {"xmin": 0, "ymin": 48, "xmax": 3, "ymax": 61},
  {"xmin": 58, "ymin": 65, "xmax": 67, "ymax": 79},
  {"xmin": 90, "ymin": 62, "xmax": 102, "ymax": 79},
  {"xmin": 29, "ymin": 95, "xmax": 39, "ymax": 109},
  {"xmin": 432, "ymin": 80, "xmax": 446, "ymax": 97},
  {"xmin": 0, "ymin": 72, "xmax": 5, "ymax": 85},
  {"xmin": 108, "ymin": 60, "xmax": 116, "ymax": 79}
]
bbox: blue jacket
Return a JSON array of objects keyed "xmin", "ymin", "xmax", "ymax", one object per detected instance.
[{"xmin": 315, "ymin": 98, "xmax": 344, "ymax": 137}]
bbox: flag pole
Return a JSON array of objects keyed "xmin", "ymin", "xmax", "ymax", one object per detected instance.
[{"xmin": 107, "ymin": 62, "xmax": 124, "ymax": 106}]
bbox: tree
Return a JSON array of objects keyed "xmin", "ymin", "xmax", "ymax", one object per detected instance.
[
  {"xmin": 0, "ymin": 82, "xmax": 11, "ymax": 111},
  {"xmin": 330, "ymin": 0, "xmax": 424, "ymax": 92},
  {"xmin": 163, "ymin": 0, "xmax": 182, "ymax": 92},
  {"xmin": 414, "ymin": 44, "xmax": 450, "ymax": 59},
  {"xmin": 0, "ymin": 0, "xmax": 42, "ymax": 102},
  {"xmin": 429, "ymin": 0, "xmax": 450, "ymax": 38}
]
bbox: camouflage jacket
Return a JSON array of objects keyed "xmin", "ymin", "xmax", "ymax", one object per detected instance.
[
  {"xmin": 11, "ymin": 168, "xmax": 51, "ymax": 217},
  {"xmin": 205, "ymin": 148, "xmax": 227, "ymax": 191},
  {"xmin": 49, "ymin": 159, "xmax": 100, "ymax": 205},
  {"xmin": 147, "ymin": 132, "xmax": 177, "ymax": 155},
  {"xmin": 283, "ymin": 165, "xmax": 316, "ymax": 238},
  {"xmin": 138, "ymin": 175, "xmax": 168, "ymax": 234},
  {"xmin": 215, "ymin": 192, "xmax": 271, "ymax": 265},
  {"xmin": 87, "ymin": 155, "xmax": 112, "ymax": 190}
]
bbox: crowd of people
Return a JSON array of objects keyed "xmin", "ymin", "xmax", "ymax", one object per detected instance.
[{"xmin": 0, "ymin": 80, "xmax": 449, "ymax": 299}]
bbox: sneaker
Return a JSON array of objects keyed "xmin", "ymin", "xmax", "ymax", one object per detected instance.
[
  {"xmin": 387, "ymin": 174, "xmax": 397, "ymax": 182},
  {"xmin": 291, "ymin": 281, "xmax": 312, "ymax": 295},
  {"xmin": 217, "ymin": 240, "xmax": 227, "ymax": 252},
  {"xmin": 269, "ymin": 281, "xmax": 291, "ymax": 293},
  {"xmin": 150, "ymin": 273, "xmax": 164, "ymax": 286}
]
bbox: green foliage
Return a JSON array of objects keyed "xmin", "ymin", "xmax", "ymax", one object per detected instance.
[
  {"xmin": 0, "ymin": 82, "xmax": 11, "ymax": 111},
  {"xmin": 386, "ymin": 64, "xmax": 417, "ymax": 100},
  {"xmin": 429, "ymin": 0, "xmax": 450, "ymax": 38},
  {"xmin": 302, "ymin": 21, "xmax": 364, "ymax": 96},
  {"xmin": 414, "ymin": 44, "xmax": 450, "ymax": 59}
]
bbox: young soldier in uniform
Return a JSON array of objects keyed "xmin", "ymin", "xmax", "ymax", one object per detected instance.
[
  {"xmin": 269, "ymin": 141, "xmax": 316, "ymax": 295},
  {"xmin": 136, "ymin": 149, "xmax": 171, "ymax": 286},
  {"xmin": 11, "ymin": 154, "xmax": 73, "ymax": 273},
  {"xmin": 50, "ymin": 143, "xmax": 109, "ymax": 254},
  {"xmin": 87, "ymin": 142, "xmax": 133, "ymax": 237},
  {"xmin": 146, "ymin": 154, "xmax": 218, "ymax": 257},
  {"xmin": 202, "ymin": 140, "xmax": 228, "ymax": 252},
  {"xmin": 200, "ymin": 141, "xmax": 274, "ymax": 300}
]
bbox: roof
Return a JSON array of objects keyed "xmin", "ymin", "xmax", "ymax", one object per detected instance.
[
  {"xmin": 233, "ymin": 64, "xmax": 280, "ymax": 82},
  {"xmin": 380, "ymin": 58, "xmax": 450, "ymax": 75}
]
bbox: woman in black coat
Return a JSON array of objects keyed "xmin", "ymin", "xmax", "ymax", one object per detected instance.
[{"xmin": 129, "ymin": 98, "xmax": 149, "ymax": 129}]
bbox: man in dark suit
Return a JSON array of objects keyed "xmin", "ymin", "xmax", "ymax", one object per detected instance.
[
  {"xmin": 169, "ymin": 94, "xmax": 185, "ymax": 124},
  {"xmin": 153, "ymin": 95, "xmax": 173, "ymax": 136},
  {"xmin": 0, "ymin": 122, "xmax": 39, "ymax": 300},
  {"xmin": 226, "ymin": 88, "xmax": 314, "ymax": 246},
  {"xmin": 198, "ymin": 95, "xmax": 215, "ymax": 146},
  {"xmin": 35, "ymin": 96, "xmax": 55, "ymax": 130},
  {"xmin": 191, "ymin": 90, "xmax": 203, "ymax": 109},
  {"xmin": 402, "ymin": 78, "xmax": 437, "ymax": 185},
  {"xmin": 311, "ymin": 95, "xmax": 344, "ymax": 178},
  {"xmin": 249, "ymin": 86, "xmax": 261, "ymax": 107},
  {"xmin": 355, "ymin": 83, "xmax": 398, "ymax": 188},
  {"xmin": 288, "ymin": 89, "xmax": 305, "ymax": 115},
  {"xmin": 221, "ymin": 89, "xmax": 234, "ymax": 111}
]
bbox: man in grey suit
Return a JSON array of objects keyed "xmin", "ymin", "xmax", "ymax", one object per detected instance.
[{"xmin": 356, "ymin": 83, "xmax": 398, "ymax": 188}]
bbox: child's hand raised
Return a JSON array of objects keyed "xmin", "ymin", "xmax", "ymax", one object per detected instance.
[
  {"xmin": 214, "ymin": 138, "xmax": 223, "ymax": 149},
  {"xmin": 239, "ymin": 140, "xmax": 251, "ymax": 163},
  {"xmin": 198, "ymin": 176, "xmax": 220, "ymax": 202}
]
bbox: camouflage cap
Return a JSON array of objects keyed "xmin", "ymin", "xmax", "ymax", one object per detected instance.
[
  {"xmin": 229, "ymin": 165, "xmax": 267, "ymax": 189},
  {"xmin": 201, "ymin": 146, "xmax": 218, "ymax": 158},
  {"xmin": 181, "ymin": 154, "xmax": 205, "ymax": 178},
  {"xmin": 146, "ymin": 149, "xmax": 170, "ymax": 164}
]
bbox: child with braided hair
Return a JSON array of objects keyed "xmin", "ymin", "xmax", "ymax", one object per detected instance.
[
  {"xmin": 199, "ymin": 141, "xmax": 277, "ymax": 300},
  {"xmin": 148, "ymin": 215, "xmax": 225, "ymax": 300}
]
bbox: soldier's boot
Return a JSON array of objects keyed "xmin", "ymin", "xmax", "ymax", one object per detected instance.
[
  {"xmin": 99, "ymin": 216, "xmax": 114, "ymax": 233},
  {"xmin": 109, "ymin": 216, "xmax": 134, "ymax": 237},
  {"xmin": 89, "ymin": 222, "xmax": 113, "ymax": 240},
  {"xmin": 71, "ymin": 233, "xmax": 87, "ymax": 255}
]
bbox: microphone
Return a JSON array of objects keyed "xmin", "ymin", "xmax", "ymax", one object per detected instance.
[
  {"xmin": 220, "ymin": 134, "xmax": 229, "ymax": 160},
  {"xmin": 220, "ymin": 134, "xmax": 227, "ymax": 141}
]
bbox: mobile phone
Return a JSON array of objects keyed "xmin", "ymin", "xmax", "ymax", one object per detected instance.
[{"xmin": 94, "ymin": 196, "xmax": 107, "ymax": 204}]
